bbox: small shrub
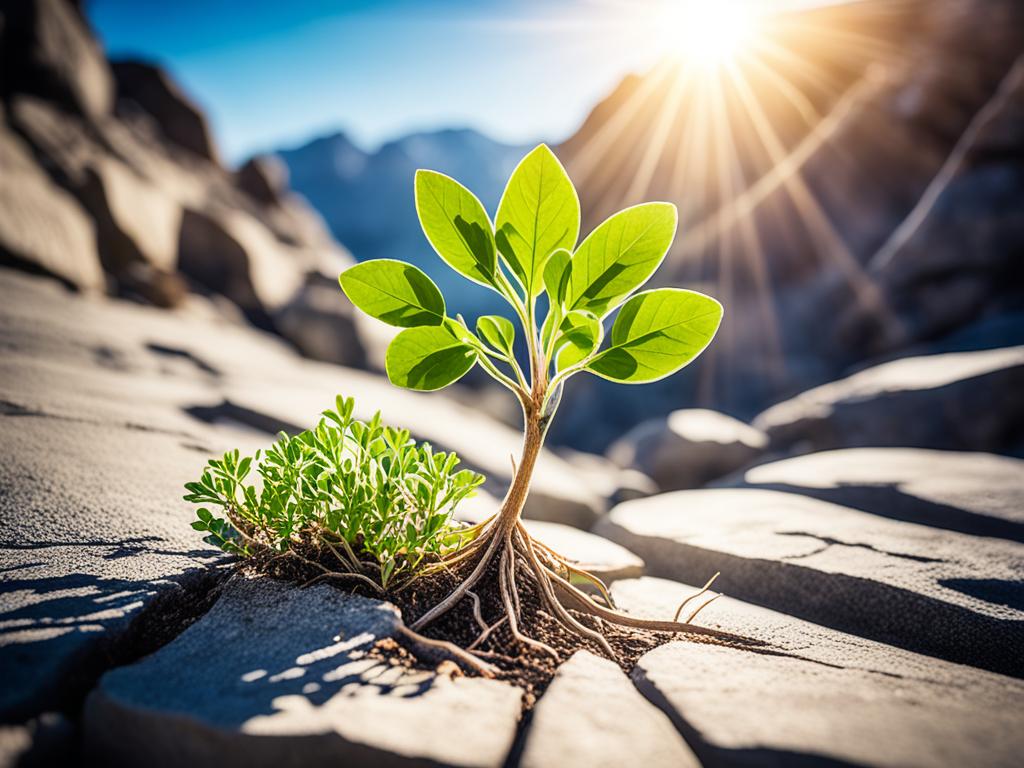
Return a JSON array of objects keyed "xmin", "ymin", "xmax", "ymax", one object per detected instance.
[{"xmin": 184, "ymin": 396, "xmax": 484, "ymax": 589}]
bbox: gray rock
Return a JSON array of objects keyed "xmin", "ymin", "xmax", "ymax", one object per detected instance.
[
  {"xmin": 84, "ymin": 577, "xmax": 522, "ymax": 768},
  {"xmin": 730, "ymin": 447, "xmax": 1024, "ymax": 542},
  {"xmin": 274, "ymin": 273, "xmax": 367, "ymax": 367},
  {"xmin": 596, "ymin": 487, "xmax": 1024, "ymax": 676},
  {"xmin": 177, "ymin": 206, "xmax": 305, "ymax": 321},
  {"xmin": 617, "ymin": 578, "xmax": 1024, "ymax": 768},
  {"xmin": 0, "ymin": 123, "xmax": 103, "ymax": 291},
  {"xmin": 519, "ymin": 650, "xmax": 697, "ymax": 768},
  {"xmin": 0, "ymin": 0, "xmax": 113, "ymax": 119},
  {"xmin": 236, "ymin": 154, "xmax": 289, "ymax": 206},
  {"xmin": 608, "ymin": 409, "xmax": 767, "ymax": 491},
  {"xmin": 753, "ymin": 346, "xmax": 1024, "ymax": 455},
  {"xmin": 80, "ymin": 154, "xmax": 183, "ymax": 275},
  {"xmin": 112, "ymin": 60, "xmax": 220, "ymax": 163},
  {"xmin": 846, "ymin": 56, "xmax": 1024, "ymax": 358}
]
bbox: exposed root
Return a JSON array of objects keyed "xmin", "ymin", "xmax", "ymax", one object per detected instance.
[
  {"xmin": 673, "ymin": 571, "xmax": 720, "ymax": 621},
  {"xmin": 410, "ymin": 528, "xmax": 501, "ymax": 630},
  {"xmin": 396, "ymin": 625, "xmax": 497, "ymax": 677},
  {"xmin": 403, "ymin": 516, "xmax": 758, "ymax": 670}
]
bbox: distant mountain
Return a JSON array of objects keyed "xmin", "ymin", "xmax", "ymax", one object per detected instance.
[{"xmin": 277, "ymin": 128, "xmax": 531, "ymax": 316}]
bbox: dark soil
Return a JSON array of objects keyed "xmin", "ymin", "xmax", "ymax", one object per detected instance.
[{"xmin": 250, "ymin": 539, "xmax": 738, "ymax": 708}]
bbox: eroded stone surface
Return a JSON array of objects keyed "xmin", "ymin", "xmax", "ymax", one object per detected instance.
[
  {"xmin": 596, "ymin": 488, "xmax": 1024, "ymax": 676},
  {"xmin": 753, "ymin": 346, "xmax": 1024, "ymax": 455},
  {"xmin": 616, "ymin": 576, "xmax": 1024, "ymax": 768},
  {"xmin": 519, "ymin": 650, "xmax": 698, "ymax": 768},
  {"xmin": 730, "ymin": 447, "xmax": 1024, "ymax": 541},
  {"xmin": 608, "ymin": 409, "xmax": 767, "ymax": 491},
  {"xmin": 84, "ymin": 577, "xmax": 522, "ymax": 768}
]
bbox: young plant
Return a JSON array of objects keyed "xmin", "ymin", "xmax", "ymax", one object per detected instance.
[
  {"xmin": 184, "ymin": 396, "xmax": 484, "ymax": 591},
  {"xmin": 339, "ymin": 144, "xmax": 724, "ymax": 658}
]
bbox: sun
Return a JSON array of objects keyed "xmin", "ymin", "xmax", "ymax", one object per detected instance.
[{"xmin": 663, "ymin": 1, "xmax": 761, "ymax": 68}]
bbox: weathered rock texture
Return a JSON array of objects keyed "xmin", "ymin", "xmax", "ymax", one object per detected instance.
[
  {"xmin": 596, "ymin": 487, "xmax": 1024, "ymax": 677},
  {"xmin": 0, "ymin": 0, "xmax": 364, "ymax": 365},
  {"xmin": 616, "ymin": 576, "xmax": 1024, "ymax": 768},
  {"xmin": 607, "ymin": 409, "xmax": 767, "ymax": 491},
  {"xmin": 519, "ymin": 651, "xmax": 698, "ymax": 768},
  {"xmin": 84, "ymin": 577, "xmax": 523, "ymax": 768},
  {"xmin": 754, "ymin": 345, "xmax": 1024, "ymax": 455}
]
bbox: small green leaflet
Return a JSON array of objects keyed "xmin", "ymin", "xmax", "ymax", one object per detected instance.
[
  {"xmin": 476, "ymin": 315, "xmax": 516, "ymax": 357},
  {"xmin": 553, "ymin": 310, "xmax": 602, "ymax": 370},
  {"xmin": 415, "ymin": 170, "xmax": 497, "ymax": 289},
  {"xmin": 495, "ymin": 145, "xmax": 580, "ymax": 297},
  {"xmin": 339, "ymin": 259, "xmax": 445, "ymax": 327},
  {"xmin": 386, "ymin": 325, "xmax": 478, "ymax": 391},
  {"xmin": 586, "ymin": 288, "xmax": 722, "ymax": 383},
  {"xmin": 542, "ymin": 248, "xmax": 572, "ymax": 306},
  {"xmin": 566, "ymin": 202, "xmax": 677, "ymax": 318}
]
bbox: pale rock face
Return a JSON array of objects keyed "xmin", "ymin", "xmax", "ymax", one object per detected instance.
[
  {"xmin": 0, "ymin": 125, "xmax": 103, "ymax": 291},
  {"xmin": 519, "ymin": 650, "xmax": 699, "ymax": 768},
  {"xmin": 615, "ymin": 577, "xmax": 1024, "ymax": 768},
  {"xmin": 83, "ymin": 578, "xmax": 523, "ymax": 768},
  {"xmin": 608, "ymin": 408, "xmax": 767, "ymax": 491},
  {"xmin": 597, "ymin": 486, "xmax": 1024, "ymax": 676},
  {"xmin": 754, "ymin": 346, "xmax": 1024, "ymax": 454}
]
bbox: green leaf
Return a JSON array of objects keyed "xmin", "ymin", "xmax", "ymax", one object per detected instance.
[
  {"xmin": 415, "ymin": 170, "xmax": 497, "ymax": 288},
  {"xmin": 542, "ymin": 248, "xmax": 572, "ymax": 306},
  {"xmin": 554, "ymin": 310, "xmax": 602, "ymax": 370},
  {"xmin": 339, "ymin": 259, "xmax": 445, "ymax": 327},
  {"xmin": 386, "ymin": 326, "xmax": 478, "ymax": 391},
  {"xmin": 566, "ymin": 202, "xmax": 678, "ymax": 317},
  {"xmin": 476, "ymin": 315, "xmax": 515, "ymax": 357},
  {"xmin": 495, "ymin": 145, "xmax": 579, "ymax": 297},
  {"xmin": 586, "ymin": 288, "xmax": 722, "ymax": 383}
]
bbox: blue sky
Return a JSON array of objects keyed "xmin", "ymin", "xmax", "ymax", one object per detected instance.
[{"xmin": 89, "ymin": 0, "xmax": 674, "ymax": 164}]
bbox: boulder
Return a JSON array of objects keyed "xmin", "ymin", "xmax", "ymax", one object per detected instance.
[
  {"xmin": 177, "ymin": 207, "xmax": 305, "ymax": 323},
  {"xmin": 608, "ymin": 409, "xmax": 767, "ymax": 491},
  {"xmin": 0, "ymin": 0, "xmax": 113, "ymax": 119},
  {"xmin": 730, "ymin": 447, "xmax": 1024, "ymax": 541},
  {"xmin": 519, "ymin": 651, "xmax": 698, "ymax": 768},
  {"xmin": 754, "ymin": 346, "xmax": 1024, "ymax": 455},
  {"xmin": 596, "ymin": 487, "xmax": 1024, "ymax": 677},
  {"xmin": 80, "ymin": 155, "xmax": 183, "ymax": 274},
  {"xmin": 274, "ymin": 273, "xmax": 367, "ymax": 367},
  {"xmin": 614, "ymin": 577, "xmax": 1024, "ymax": 768},
  {"xmin": 236, "ymin": 154, "xmax": 289, "ymax": 206},
  {"xmin": 0, "ymin": 122, "xmax": 103, "ymax": 290},
  {"xmin": 111, "ymin": 60, "xmax": 219, "ymax": 164},
  {"xmin": 84, "ymin": 577, "xmax": 523, "ymax": 768},
  {"xmin": 8, "ymin": 95, "xmax": 189, "ymax": 302}
]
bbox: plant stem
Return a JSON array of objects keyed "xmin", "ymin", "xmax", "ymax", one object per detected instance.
[{"xmin": 495, "ymin": 393, "xmax": 545, "ymax": 535}]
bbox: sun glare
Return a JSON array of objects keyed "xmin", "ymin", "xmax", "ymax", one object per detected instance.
[{"xmin": 665, "ymin": 1, "xmax": 761, "ymax": 68}]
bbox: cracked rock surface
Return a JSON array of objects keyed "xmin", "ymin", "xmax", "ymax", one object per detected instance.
[
  {"xmin": 84, "ymin": 577, "xmax": 523, "ymax": 768},
  {"xmin": 596, "ymin": 487, "xmax": 1024, "ymax": 676},
  {"xmin": 614, "ymin": 577, "xmax": 1024, "ymax": 768}
]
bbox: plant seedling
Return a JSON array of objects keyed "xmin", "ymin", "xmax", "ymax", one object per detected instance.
[
  {"xmin": 339, "ymin": 144, "xmax": 724, "ymax": 659},
  {"xmin": 185, "ymin": 397, "xmax": 484, "ymax": 591}
]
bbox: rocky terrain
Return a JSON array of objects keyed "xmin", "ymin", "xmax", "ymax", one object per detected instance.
[{"xmin": 1, "ymin": 0, "xmax": 1022, "ymax": 766}]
